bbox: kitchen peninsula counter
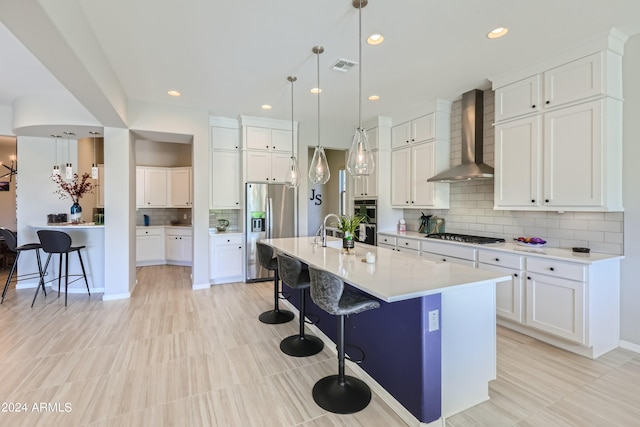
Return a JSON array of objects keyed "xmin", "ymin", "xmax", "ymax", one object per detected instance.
[
  {"xmin": 263, "ymin": 236, "xmax": 510, "ymax": 424},
  {"xmin": 28, "ymin": 223, "xmax": 104, "ymax": 293}
]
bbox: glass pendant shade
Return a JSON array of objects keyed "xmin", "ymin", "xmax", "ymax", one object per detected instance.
[
  {"xmin": 347, "ymin": 127, "xmax": 375, "ymax": 177},
  {"xmin": 285, "ymin": 156, "xmax": 300, "ymax": 188},
  {"xmin": 309, "ymin": 145, "xmax": 330, "ymax": 184}
]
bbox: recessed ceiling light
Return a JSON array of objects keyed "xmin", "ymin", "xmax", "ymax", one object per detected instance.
[
  {"xmin": 167, "ymin": 90, "xmax": 181, "ymax": 96},
  {"xmin": 368, "ymin": 95, "xmax": 380, "ymax": 101},
  {"xmin": 367, "ymin": 34, "xmax": 384, "ymax": 45},
  {"xmin": 487, "ymin": 27, "xmax": 508, "ymax": 39},
  {"xmin": 310, "ymin": 87, "xmax": 322, "ymax": 94},
  {"xmin": 261, "ymin": 104, "xmax": 272, "ymax": 110}
]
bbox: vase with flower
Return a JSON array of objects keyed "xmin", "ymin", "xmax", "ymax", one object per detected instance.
[{"xmin": 52, "ymin": 172, "xmax": 94, "ymax": 223}]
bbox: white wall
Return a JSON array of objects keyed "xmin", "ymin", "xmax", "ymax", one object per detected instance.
[
  {"xmin": 620, "ymin": 34, "xmax": 640, "ymax": 347},
  {"xmin": 0, "ymin": 105, "xmax": 13, "ymax": 135}
]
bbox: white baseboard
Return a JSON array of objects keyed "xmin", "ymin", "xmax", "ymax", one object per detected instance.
[
  {"xmin": 192, "ymin": 282, "xmax": 210, "ymax": 290},
  {"xmin": 619, "ymin": 339, "xmax": 640, "ymax": 354},
  {"xmin": 281, "ymin": 299, "xmax": 438, "ymax": 427},
  {"xmin": 102, "ymin": 292, "xmax": 131, "ymax": 301}
]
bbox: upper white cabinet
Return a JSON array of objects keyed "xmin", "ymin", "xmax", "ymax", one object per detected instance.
[
  {"xmin": 244, "ymin": 151, "xmax": 291, "ymax": 183},
  {"xmin": 136, "ymin": 166, "xmax": 194, "ymax": 208},
  {"xmin": 391, "ymin": 113, "xmax": 435, "ymax": 148},
  {"xmin": 494, "ymin": 75, "xmax": 541, "ymax": 122},
  {"xmin": 391, "ymin": 140, "xmax": 449, "ymax": 208},
  {"xmin": 210, "ymin": 150, "xmax": 240, "ymax": 208},
  {"xmin": 170, "ymin": 167, "xmax": 192, "ymax": 207},
  {"xmin": 390, "ymin": 104, "xmax": 451, "ymax": 209},
  {"xmin": 244, "ymin": 126, "xmax": 291, "ymax": 152},
  {"xmin": 211, "ymin": 126, "xmax": 240, "ymax": 151},
  {"xmin": 137, "ymin": 167, "xmax": 168, "ymax": 208},
  {"xmin": 354, "ymin": 151, "xmax": 378, "ymax": 198},
  {"xmin": 493, "ymin": 49, "xmax": 623, "ymax": 212}
]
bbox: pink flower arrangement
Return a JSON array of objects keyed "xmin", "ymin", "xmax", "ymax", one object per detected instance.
[{"xmin": 52, "ymin": 172, "xmax": 94, "ymax": 203}]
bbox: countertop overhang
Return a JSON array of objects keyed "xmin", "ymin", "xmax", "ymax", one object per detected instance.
[{"xmin": 264, "ymin": 236, "xmax": 510, "ymax": 303}]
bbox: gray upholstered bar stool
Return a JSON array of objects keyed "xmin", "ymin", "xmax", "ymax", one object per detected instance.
[
  {"xmin": 256, "ymin": 242, "xmax": 294, "ymax": 324},
  {"xmin": 308, "ymin": 266, "xmax": 380, "ymax": 414},
  {"xmin": 277, "ymin": 253, "xmax": 324, "ymax": 357}
]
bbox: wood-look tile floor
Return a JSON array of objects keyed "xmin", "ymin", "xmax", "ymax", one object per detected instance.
[{"xmin": 0, "ymin": 265, "xmax": 639, "ymax": 426}]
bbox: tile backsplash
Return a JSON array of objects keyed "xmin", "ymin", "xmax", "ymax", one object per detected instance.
[
  {"xmin": 136, "ymin": 208, "xmax": 192, "ymax": 226},
  {"xmin": 402, "ymin": 90, "xmax": 623, "ymax": 255},
  {"xmin": 209, "ymin": 209, "xmax": 240, "ymax": 231}
]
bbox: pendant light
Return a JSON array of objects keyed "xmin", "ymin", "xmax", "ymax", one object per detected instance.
[
  {"xmin": 284, "ymin": 76, "xmax": 300, "ymax": 188},
  {"xmin": 308, "ymin": 46, "xmax": 331, "ymax": 185},
  {"xmin": 63, "ymin": 131, "xmax": 75, "ymax": 179},
  {"xmin": 346, "ymin": 0, "xmax": 375, "ymax": 178},
  {"xmin": 51, "ymin": 134, "xmax": 61, "ymax": 175},
  {"xmin": 89, "ymin": 131, "xmax": 100, "ymax": 179}
]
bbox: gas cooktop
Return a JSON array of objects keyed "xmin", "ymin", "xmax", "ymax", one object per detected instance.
[{"xmin": 425, "ymin": 233, "xmax": 506, "ymax": 244}]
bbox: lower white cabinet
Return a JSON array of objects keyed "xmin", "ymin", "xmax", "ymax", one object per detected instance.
[
  {"xmin": 477, "ymin": 250, "xmax": 525, "ymax": 323},
  {"xmin": 165, "ymin": 228, "xmax": 193, "ymax": 265},
  {"xmin": 421, "ymin": 241, "xmax": 476, "ymax": 267},
  {"xmin": 210, "ymin": 233, "xmax": 243, "ymax": 284},
  {"xmin": 136, "ymin": 227, "xmax": 165, "ymax": 265}
]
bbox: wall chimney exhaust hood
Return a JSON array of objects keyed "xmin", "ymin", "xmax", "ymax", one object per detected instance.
[{"xmin": 428, "ymin": 89, "xmax": 494, "ymax": 182}]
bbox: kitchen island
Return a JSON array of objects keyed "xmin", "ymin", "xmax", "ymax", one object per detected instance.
[{"xmin": 263, "ymin": 237, "xmax": 511, "ymax": 425}]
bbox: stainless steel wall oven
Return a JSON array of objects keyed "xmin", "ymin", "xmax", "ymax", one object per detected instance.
[{"xmin": 354, "ymin": 199, "xmax": 376, "ymax": 246}]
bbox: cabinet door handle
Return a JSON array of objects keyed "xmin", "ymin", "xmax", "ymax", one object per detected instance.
[
  {"xmin": 532, "ymin": 104, "xmax": 536, "ymax": 108},
  {"xmin": 442, "ymin": 258, "xmax": 447, "ymax": 262},
  {"xmin": 405, "ymin": 242, "xmax": 409, "ymax": 246},
  {"xmin": 495, "ymin": 258, "xmax": 500, "ymax": 262},
  {"xmin": 527, "ymin": 276, "xmax": 531, "ymax": 280},
  {"xmin": 545, "ymin": 199, "xmax": 550, "ymax": 203},
  {"xmin": 514, "ymin": 273, "xmax": 518, "ymax": 277},
  {"xmin": 266, "ymin": 145, "xmax": 269, "ymax": 149},
  {"xmin": 549, "ymin": 267, "xmax": 555, "ymax": 271},
  {"xmin": 546, "ymin": 100, "xmax": 550, "ymax": 105},
  {"xmin": 531, "ymin": 199, "xmax": 535, "ymax": 203},
  {"xmin": 272, "ymin": 146, "xmax": 276, "ymax": 149}
]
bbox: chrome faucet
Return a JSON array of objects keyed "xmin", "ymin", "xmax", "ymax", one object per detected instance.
[{"xmin": 321, "ymin": 213, "xmax": 341, "ymax": 247}]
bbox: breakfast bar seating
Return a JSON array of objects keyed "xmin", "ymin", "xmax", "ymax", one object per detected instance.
[
  {"xmin": 256, "ymin": 242, "xmax": 294, "ymax": 324},
  {"xmin": 0, "ymin": 227, "xmax": 45, "ymax": 304},
  {"xmin": 308, "ymin": 265, "xmax": 380, "ymax": 414}
]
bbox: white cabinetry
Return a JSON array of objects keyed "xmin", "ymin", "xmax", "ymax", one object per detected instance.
[
  {"xmin": 169, "ymin": 167, "xmax": 192, "ymax": 207},
  {"xmin": 354, "ymin": 151, "xmax": 378, "ymax": 198},
  {"xmin": 244, "ymin": 151, "xmax": 291, "ymax": 183},
  {"xmin": 210, "ymin": 150, "xmax": 241, "ymax": 208},
  {"xmin": 391, "ymin": 140, "xmax": 449, "ymax": 208},
  {"xmin": 420, "ymin": 241, "xmax": 476, "ymax": 267},
  {"xmin": 377, "ymin": 234, "xmax": 397, "ymax": 251},
  {"xmin": 137, "ymin": 167, "xmax": 168, "ymax": 208},
  {"xmin": 478, "ymin": 250, "xmax": 525, "ymax": 323},
  {"xmin": 165, "ymin": 227, "xmax": 193, "ymax": 265},
  {"xmin": 391, "ymin": 114, "xmax": 434, "ymax": 148},
  {"xmin": 244, "ymin": 126, "xmax": 291, "ymax": 152},
  {"xmin": 136, "ymin": 227, "xmax": 165, "ymax": 266},
  {"xmin": 493, "ymin": 50, "xmax": 623, "ymax": 212},
  {"xmin": 209, "ymin": 233, "xmax": 244, "ymax": 284},
  {"xmin": 211, "ymin": 126, "xmax": 240, "ymax": 150}
]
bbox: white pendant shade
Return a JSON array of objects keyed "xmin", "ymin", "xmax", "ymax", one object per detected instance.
[
  {"xmin": 309, "ymin": 145, "xmax": 330, "ymax": 184},
  {"xmin": 347, "ymin": 127, "xmax": 375, "ymax": 177}
]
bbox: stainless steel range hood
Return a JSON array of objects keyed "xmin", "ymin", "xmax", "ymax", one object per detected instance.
[{"xmin": 428, "ymin": 89, "xmax": 494, "ymax": 182}]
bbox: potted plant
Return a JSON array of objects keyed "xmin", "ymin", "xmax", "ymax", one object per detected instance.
[
  {"xmin": 51, "ymin": 172, "xmax": 94, "ymax": 223},
  {"xmin": 337, "ymin": 214, "xmax": 366, "ymax": 253}
]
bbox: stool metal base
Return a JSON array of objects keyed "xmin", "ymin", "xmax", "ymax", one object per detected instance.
[
  {"xmin": 259, "ymin": 309, "xmax": 294, "ymax": 324},
  {"xmin": 280, "ymin": 334, "xmax": 324, "ymax": 357},
  {"xmin": 312, "ymin": 374, "xmax": 372, "ymax": 414}
]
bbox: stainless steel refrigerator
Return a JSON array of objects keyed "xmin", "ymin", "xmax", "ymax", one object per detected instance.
[{"xmin": 245, "ymin": 183, "xmax": 296, "ymax": 281}]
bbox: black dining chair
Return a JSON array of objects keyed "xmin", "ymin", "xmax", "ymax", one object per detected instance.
[
  {"xmin": 33, "ymin": 230, "xmax": 90, "ymax": 307},
  {"xmin": 0, "ymin": 227, "xmax": 45, "ymax": 304}
]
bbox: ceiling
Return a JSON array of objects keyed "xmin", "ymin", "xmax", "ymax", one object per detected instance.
[{"xmin": 1, "ymin": 0, "xmax": 640, "ymax": 140}]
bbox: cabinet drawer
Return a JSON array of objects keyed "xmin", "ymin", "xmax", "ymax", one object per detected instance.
[
  {"xmin": 378, "ymin": 235, "xmax": 397, "ymax": 246},
  {"xmin": 527, "ymin": 257, "xmax": 585, "ymax": 281},
  {"xmin": 421, "ymin": 241, "xmax": 476, "ymax": 261},
  {"xmin": 136, "ymin": 227, "xmax": 163, "ymax": 237},
  {"xmin": 421, "ymin": 252, "xmax": 475, "ymax": 267},
  {"xmin": 397, "ymin": 237, "xmax": 420, "ymax": 251},
  {"xmin": 478, "ymin": 250, "xmax": 523, "ymax": 270},
  {"xmin": 214, "ymin": 234, "xmax": 243, "ymax": 245}
]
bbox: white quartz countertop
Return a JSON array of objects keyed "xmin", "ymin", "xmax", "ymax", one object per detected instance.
[
  {"xmin": 32, "ymin": 223, "xmax": 104, "ymax": 229},
  {"xmin": 378, "ymin": 230, "xmax": 623, "ymax": 264},
  {"xmin": 263, "ymin": 236, "xmax": 510, "ymax": 303}
]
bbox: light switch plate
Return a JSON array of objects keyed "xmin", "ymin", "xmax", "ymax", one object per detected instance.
[{"xmin": 428, "ymin": 309, "xmax": 439, "ymax": 332}]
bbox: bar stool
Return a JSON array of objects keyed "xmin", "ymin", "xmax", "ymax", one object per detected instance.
[
  {"xmin": 308, "ymin": 266, "xmax": 380, "ymax": 414},
  {"xmin": 0, "ymin": 227, "xmax": 45, "ymax": 304},
  {"xmin": 277, "ymin": 254, "xmax": 324, "ymax": 357},
  {"xmin": 32, "ymin": 230, "xmax": 90, "ymax": 307},
  {"xmin": 256, "ymin": 242, "xmax": 294, "ymax": 324}
]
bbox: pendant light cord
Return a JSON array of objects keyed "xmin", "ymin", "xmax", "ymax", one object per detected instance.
[
  {"xmin": 316, "ymin": 48, "xmax": 321, "ymax": 148},
  {"xmin": 290, "ymin": 77, "xmax": 295, "ymax": 158},
  {"xmin": 358, "ymin": 0, "xmax": 363, "ymax": 129}
]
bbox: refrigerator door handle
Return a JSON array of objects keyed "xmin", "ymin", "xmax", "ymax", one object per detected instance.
[{"xmin": 266, "ymin": 197, "xmax": 273, "ymax": 239}]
